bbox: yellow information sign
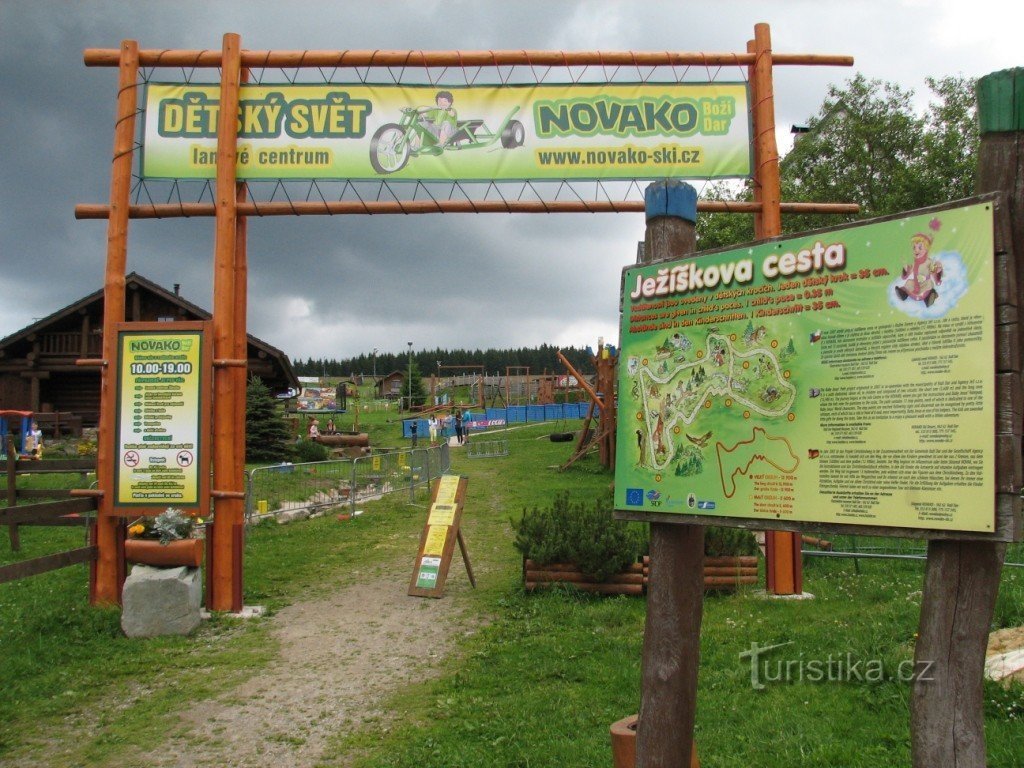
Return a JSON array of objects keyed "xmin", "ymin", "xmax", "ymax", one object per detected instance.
[
  {"xmin": 428, "ymin": 504, "xmax": 456, "ymax": 527},
  {"xmin": 114, "ymin": 323, "xmax": 209, "ymax": 512},
  {"xmin": 409, "ymin": 474, "xmax": 475, "ymax": 598},
  {"xmin": 435, "ymin": 475, "xmax": 460, "ymax": 505},
  {"xmin": 423, "ymin": 525, "xmax": 449, "ymax": 556}
]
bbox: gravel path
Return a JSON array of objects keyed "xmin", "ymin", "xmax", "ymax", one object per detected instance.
[{"xmin": 134, "ymin": 566, "xmax": 470, "ymax": 767}]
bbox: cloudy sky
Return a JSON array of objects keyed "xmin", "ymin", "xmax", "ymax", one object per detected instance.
[{"xmin": 1, "ymin": 1, "xmax": 1019, "ymax": 363}]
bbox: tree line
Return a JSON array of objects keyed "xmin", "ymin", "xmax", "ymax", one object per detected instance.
[{"xmin": 293, "ymin": 343, "xmax": 597, "ymax": 379}]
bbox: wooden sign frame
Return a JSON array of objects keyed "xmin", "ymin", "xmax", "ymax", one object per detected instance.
[
  {"xmin": 616, "ymin": 195, "xmax": 1022, "ymax": 545},
  {"xmin": 408, "ymin": 474, "xmax": 475, "ymax": 598},
  {"xmin": 111, "ymin": 320, "xmax": 212, "ymax": 517}
]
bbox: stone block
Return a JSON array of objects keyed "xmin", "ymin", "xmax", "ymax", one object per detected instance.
[{"xmin": 121, "ymin": 564, "xmax": 202, "ymax": 638}]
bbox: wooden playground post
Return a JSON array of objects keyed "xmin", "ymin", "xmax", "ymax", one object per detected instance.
[
  {"xmin": 209, "ymin": 32, "xmax": 245, "ymax": 612},
  {"xmin": 751, "ymin": 23, "xmax": 803, "ymax": 596},
  {"xmin": 92, "ymin": 39, "xmax": 138, "ymax": 605},
  {"xmin": 909, "ymin": 66, "xmax": 1023, "ymax": 768},
  {"xmin": 636, "ymin": 180, "xmax": 704, "ymax": 768}
]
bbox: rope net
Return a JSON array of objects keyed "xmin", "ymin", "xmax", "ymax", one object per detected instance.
[{"xmin": 124, "ymin": 55, "xmax": 755, "ymax": 214}]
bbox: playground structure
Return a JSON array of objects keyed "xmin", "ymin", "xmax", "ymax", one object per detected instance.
[
  {"xmin": 557, "ymin": 347, "xmax": 618, "ymax": 471},
  {"xmin": 0, "ymin": 410, "xmax": 35, "ymax": 459},
  {"xmin": 430, "ymin": 364, "xmax": 485, "ymax": 410}
]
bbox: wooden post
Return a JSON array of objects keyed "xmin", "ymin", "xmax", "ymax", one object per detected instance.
[
  {"xmin": 910, "ymin": 66, "xmax": 1023, "ymax": 768},
  {"xmin": 750, "ymin": 22, "xmax": 803, "ymax": 596},
  {"xmin": 93, "ymin": 40, "xmax": 138, "ymax": 606},
  {"xmin": 636, "ymin": 180, "xmax": 704, "ymax": 768},
  {"xmin": 6, "ymin": 435, "xmax": 18, "ymax": 551},
  {"xmin": 208, "ymin": 32, "xmax": 244, "ymax": 612},
  {"xmin": 231, "ymin": 66, "xmax": 251, "ymax": 612},
  {"xmin": 746, "ymin": 38, "xmax": 762, "ymax": 239}
]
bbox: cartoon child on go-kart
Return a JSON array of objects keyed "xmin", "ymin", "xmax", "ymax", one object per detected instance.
[{"xmin": 368, "ymin": 89, "xmax": 525, "ymax": 174}]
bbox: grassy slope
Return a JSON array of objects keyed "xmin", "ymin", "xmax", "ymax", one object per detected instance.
[{"xmin": 1, "ymin": 415, "xmax": 1022, "ymax": 767}]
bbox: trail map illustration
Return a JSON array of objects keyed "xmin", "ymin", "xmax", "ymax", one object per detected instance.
[
  {"xmin": 615, "ymin": 201, "xmax": 997, "ymax": 533},
  {"xmin": 633, "ymin": 329, "xmax": 796, "ymax": 479}
]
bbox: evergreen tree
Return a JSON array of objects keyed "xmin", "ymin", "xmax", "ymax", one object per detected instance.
[
  {"xmin": 401, "ymin": 360, "xmax": 428, "ymax": 409},
  {"xmin": 245, "ymin": 377, "xmax": 294, "ymax": 463}
]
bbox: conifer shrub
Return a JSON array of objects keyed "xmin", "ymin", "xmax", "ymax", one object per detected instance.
[
  {"xmin": 704, "ymin": 526, "xmax": 759, "ymax": 557},
  {"xmin": 245, "ymin": 377, "xmax": 295, "ymax": 463},
  {"xmin": 513, "ymin": 492, "xmax": 648, "ymax": 582}
]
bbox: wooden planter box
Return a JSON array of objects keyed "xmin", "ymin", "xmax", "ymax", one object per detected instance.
[
  {"xmin": 524, "ymin": 560, "xmax": 645, "ymax": 596},
  {"xmin": 125, "ymin": 538, "xmax": 204, "ymax": 568},
  {"xmin": 611, "ymin": 714, "xmax": 700, "ymax": 768},
  {"xmin": 524, "ymin": 555, "xmax": 758, "ymax": 595}
]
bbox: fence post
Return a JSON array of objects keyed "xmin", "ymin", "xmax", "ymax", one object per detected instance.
[
  {"xmin": 243, "ymin": 469, "xmax": 252, "ymax": 524},
  {"xmin": 909, "ymin": 66, "xmax": 1021, "ymax": 768},
  {"xmin": 6, "ymin": 434, "xmax": 19, "ymax": 551},
  {"xmin": 350, "ymin": 456, "xmax": 358, "ymax": 514}
]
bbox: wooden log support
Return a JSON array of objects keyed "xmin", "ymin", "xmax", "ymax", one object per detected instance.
[
  {"xmin": 635, "ymin": 180, "xmax": 704, "ymax": 768},
  {"xmin": 910, "ymin": 66, "xmax": 1024, "ymax": 768},
  {"xmin": 748, "ymin": 23, "xmax": 804, "ymax": 596},
  {"xmin": 84, "ymin": 47, "xmax": 854, "ymax": 70},
  {"xmin": 208, "ymin": 32, "xmax": 245, "ymax": 613},
  {"xmin": 92, "ymin": 39, "xmax": 138, "ymax": 606},
  {"xmin": 74, "ymin": 199, "xmax": 861, "ymax": 221},
  {"xmin": 639, "ymin": 523, "xmax": 704, "ymax": 767}
]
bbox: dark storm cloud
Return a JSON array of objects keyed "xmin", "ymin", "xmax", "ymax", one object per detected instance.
[{"xmin": 1, "ymin": 1, "xmax": 1015, "ymax": 359}]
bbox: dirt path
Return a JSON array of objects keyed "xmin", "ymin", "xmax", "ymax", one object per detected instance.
[{"xmin": 130, "ymin": 564, "xmax": 472, "ymax": 768}]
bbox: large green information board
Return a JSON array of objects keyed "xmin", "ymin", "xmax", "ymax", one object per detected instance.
[
  {"xmin": 615, "ymin": 201, "xmax": 996, "ymax": 533},
  {"xmin": 114, "ymin": 322, "xmax": 210, "ymax": 513}
]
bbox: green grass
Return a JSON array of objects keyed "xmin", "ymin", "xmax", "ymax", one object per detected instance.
[{"xmin": 2, "ymin": 417, "xmax": 1023, "ymax": 766}]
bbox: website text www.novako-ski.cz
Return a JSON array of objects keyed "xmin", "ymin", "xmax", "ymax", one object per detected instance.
[{"xmin": 535, "ymin": 144, "xmax": 702, "ymax": 168}]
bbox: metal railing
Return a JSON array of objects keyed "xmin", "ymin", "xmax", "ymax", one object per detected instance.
[
  {"xmin": 802, "ymin": 535, "xmax": 1024, "ymax": 570},
  {"xmin": 466, "ymin": 439, "xmax": 510, "ymax": 459},
  {"xmin": 245, "ymin": 442, "xmax": 450, "ymax": 522}
]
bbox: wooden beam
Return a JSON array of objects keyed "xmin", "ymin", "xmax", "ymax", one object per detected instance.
[
  {"xmin": 75, "ymin": 199, "xmax": 861, "ymax": 219},
  {"xmin": 93, "ymin": 39, "xmax": 138, "ymax": 607},
  {"xmin": 208, "ymin": 32, "xmax": 244, "ymax": 613},
  {"xmin": 84, "ymin": 47, "xmax": 854, "ymax": 69},
  {"xmin": 0, "ymin": 546, "xmax": 96, "ymax": 585},
  {"xmin": 636, "ymin": 179, "xmax": 703, "ymax": 768}
]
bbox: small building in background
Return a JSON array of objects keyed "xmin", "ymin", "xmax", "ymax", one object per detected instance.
[{"xmin": 0, "ymin": 272, "xmax": 300, "ymax": 431}]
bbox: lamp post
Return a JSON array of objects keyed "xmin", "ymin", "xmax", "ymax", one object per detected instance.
[
  {"xmin": 372, "ymin": 347, "xmax": 377, "ymax": 392},
  {"xmin": 407, "ymin": 341, "xmax": 413, "ymax": 412}
]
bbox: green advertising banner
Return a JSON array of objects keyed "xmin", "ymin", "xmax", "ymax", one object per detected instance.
[
  {"xmin": 115, "ymin": 326, "xmax": 205, "ymax": 509},
  {"xmin": 615, "ymin": 201, "xmax": 996, "ymax": 533},
  {"xmin": 142, "ymin": 82, "xmax": 751, "ymax": 181}
]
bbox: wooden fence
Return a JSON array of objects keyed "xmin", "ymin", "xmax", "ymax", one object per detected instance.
[{"xmin": 1, "ymin": 435, "xmax": 97, "ymax": 585}]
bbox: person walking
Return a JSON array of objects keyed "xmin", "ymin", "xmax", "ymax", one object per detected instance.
[
  {"xmin": 454, "ymin": 412, "xmax": 463, "ymax": 445},
  {"xmin": 428, "ymin": 415, "xmax": 438, "ymax": 443}
]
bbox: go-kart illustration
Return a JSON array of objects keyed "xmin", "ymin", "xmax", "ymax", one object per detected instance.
[{"xmin": 369, "ymin": 103, "xmax": 525, "ymax": 174}]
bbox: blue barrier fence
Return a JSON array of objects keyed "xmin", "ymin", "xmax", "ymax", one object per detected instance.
[{"xmin": 401, "ymin": 402, "xmax": 589, "ymax": 437}]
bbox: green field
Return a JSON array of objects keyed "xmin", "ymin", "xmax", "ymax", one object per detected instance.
[{"xmin": 1, "ymin": 408, "xmax": 1022, "ymax": 767}]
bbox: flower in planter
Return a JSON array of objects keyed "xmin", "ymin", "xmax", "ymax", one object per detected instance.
[{"xmin": 127, "ymin": 507, "xmax": 203, "ymax": 546}]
